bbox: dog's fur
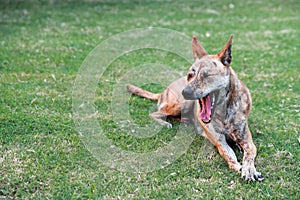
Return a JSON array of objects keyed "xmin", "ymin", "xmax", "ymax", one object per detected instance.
[{"xmin": 126, "ymin": 36, "xmax": 263, "ymax": 181}]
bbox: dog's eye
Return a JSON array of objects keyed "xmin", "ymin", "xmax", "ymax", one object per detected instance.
[
  {"xmin": 188, "ymin": 71, "xmax": 194, "ymax": 76},
  {"xmin": 187, "ymin": 68, "xmax": 196, "ymax": 81},
  {"xmin": 187, "ymin": 72, "xmax": 194, "ymax": 80}
]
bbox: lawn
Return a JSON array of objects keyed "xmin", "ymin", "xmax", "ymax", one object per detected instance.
[{"xmin": 0, "ymin": 0, "xmax": 299, "ymax": 199}]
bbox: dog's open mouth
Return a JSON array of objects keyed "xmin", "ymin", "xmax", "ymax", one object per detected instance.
[{"xmin": 198, "ymin": 93, "xmax": 215, "ymax": 123}]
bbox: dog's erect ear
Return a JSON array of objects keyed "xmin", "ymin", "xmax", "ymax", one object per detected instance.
[
  {"xmin": 217, "ymin": 35, "xmax": 232, "ymax": 67},
  {"xmin": 192, "ymin": 36, "xmax": 207, "ymax": 61}
]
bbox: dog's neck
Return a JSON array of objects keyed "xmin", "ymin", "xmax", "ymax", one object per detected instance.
[
  {"xmin": 225, "ymin": 67, "xmax": 231, "ymax": 96},
  {"xmin": 226, "ymin": 67, "xmax": 242, "ymax": 108},
  {"xmin": 210, "ymin": 67, "xmax": 241, "ymax": 126}
]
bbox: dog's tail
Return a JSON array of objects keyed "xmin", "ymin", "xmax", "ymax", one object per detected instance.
[{"xmin": 126, "ymin": 84, "xmax": 161, "ymax": 101}]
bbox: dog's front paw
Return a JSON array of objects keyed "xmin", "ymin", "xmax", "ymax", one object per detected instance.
[{"xmin": 241, "ymin": 165, "xmax": 264, "ymax": 182}]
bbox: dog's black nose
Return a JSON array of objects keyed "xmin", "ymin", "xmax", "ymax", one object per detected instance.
[{"xmin": 182, "ymin": 88, "xmax": 194, "ymax": 100}]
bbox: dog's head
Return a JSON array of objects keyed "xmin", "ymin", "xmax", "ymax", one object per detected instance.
[{"xmin": 182, "ymin": 36, "xmax": 233, "ymax": 123}]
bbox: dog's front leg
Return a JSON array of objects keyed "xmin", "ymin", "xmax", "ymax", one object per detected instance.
[
  {"xmin": 238, "ymin": 127, "xmax": 264, "ymax": 182},
  {"xmin": 212, "ymin": 134, "xmax": 242, "ymax": 172},
  {"xmin": 201, "ymin": 125, "xmax": 242, "ymax": 172}
]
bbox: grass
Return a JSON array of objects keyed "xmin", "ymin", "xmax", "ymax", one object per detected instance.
[{"xmin": 0, "ymin": 0, "xmax": 299, "ymax": 199}]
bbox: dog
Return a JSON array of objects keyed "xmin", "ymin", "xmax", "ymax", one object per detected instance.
[{"xmin": 126, "ymin": 35, "xmax": 264, "ymax": 182}]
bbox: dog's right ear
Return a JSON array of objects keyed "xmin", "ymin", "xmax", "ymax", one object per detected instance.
[{"xmin": 192, "ymin": 36, "xmax": 207, "ymax": 61}]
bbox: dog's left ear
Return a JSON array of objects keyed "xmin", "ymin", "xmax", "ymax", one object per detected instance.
[
  {"xmin": 217, "ymin": 35, "xmax": 232, "ymax": 67},
  {"xmin": 192, "ymin": 36, "xmax": 207, "ymax": 61}
]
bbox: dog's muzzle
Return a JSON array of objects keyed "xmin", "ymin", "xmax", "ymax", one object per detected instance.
[
  {"xmin": 182, "ymin": 88, "xmax": 217, "ymax": 123},
  {"xmin": 182, "ymin": 88, "xmax": 196, "ymax": 100}
]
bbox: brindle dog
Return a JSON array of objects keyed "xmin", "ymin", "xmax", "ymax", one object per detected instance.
[{"xmin": 126, "ymin": 36, "xmax": 263, "ymax": 182}]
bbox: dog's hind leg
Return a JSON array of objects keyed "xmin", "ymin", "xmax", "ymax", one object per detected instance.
[
  {"xmin": 150, "ymin": 101, "xmax": 181, "ymax": 128},
  {"xmin": 150, "ymin": 111, "xmax": 173, "ymax": 128}
]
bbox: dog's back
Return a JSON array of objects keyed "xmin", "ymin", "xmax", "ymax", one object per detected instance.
[{"xmin": 127, "ymin": 76, "xmax": 195, "ymax": 128}]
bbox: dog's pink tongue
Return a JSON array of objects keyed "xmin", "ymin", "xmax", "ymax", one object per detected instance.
[{"xmin": 200, "ymin": 96, "xmax": 211, "ymax": 122}]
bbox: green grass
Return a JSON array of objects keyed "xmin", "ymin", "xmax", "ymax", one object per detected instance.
[{"xmin": 1, "ymin": 0, "xmax": 299, "ymax": 199}]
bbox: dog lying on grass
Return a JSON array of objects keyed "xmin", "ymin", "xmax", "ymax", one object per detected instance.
[{"xmin": 126, "ymin": 35, "xmax": 263, "ymax": 182}]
